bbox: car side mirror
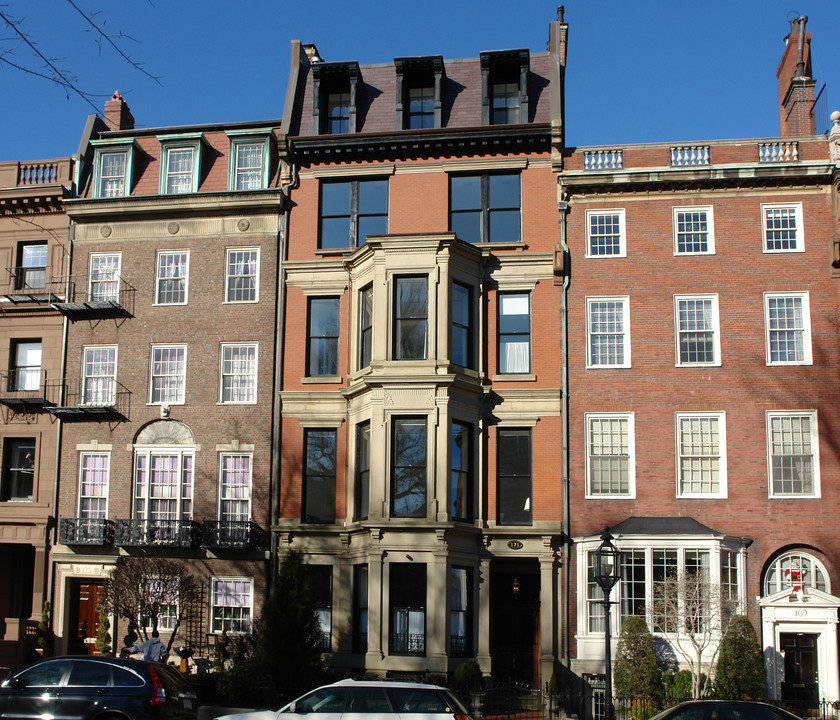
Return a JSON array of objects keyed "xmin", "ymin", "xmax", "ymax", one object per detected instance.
[{"xmin": 3, "ymin": 678, "xmax": 23, "ymax": 690}]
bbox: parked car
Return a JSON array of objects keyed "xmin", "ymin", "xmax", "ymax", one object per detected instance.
[
  {"xmin": 216, "ymin": 678, "xmax": 473, "ymax": 720},
  {"xmin": 649, "ymin": 700, "xmax": 802, "ymax": 720},
  {"xmin": 0, "ymin": 655, "xmax": 197, "ymax": 720}
]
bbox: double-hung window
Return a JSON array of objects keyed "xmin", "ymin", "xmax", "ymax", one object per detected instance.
[
  {"xmin": 327, "ymin": 92, "xmax": 351, "ymax": 134},
  {"xmin": 220, "ymin": 344, "xmax": 257, "ymax": 404},
  {"xmin": 155, "ymin": 251, "xmax": 189, "ymax": 305},
  {"xmin": 10, "ymin": 340, "xmax": 41, "ymax": 392},
  {"xmin": 150, "ymin": 345, "xmax": 186, "ymax": 404},
  {"xmin": 586, "ymin": 297, "xmax": 630, "ymax": 368},
  {"xmin": 394, "ymin": 277, "xmax": 428, "ymax": 360},
  {"xmin": 89, "ymin": 253, "xmax": 121, "ymax": 303},
  {"xmin": 303, "ymin": 429, "xmax": 337, "ymax": 524},
  {"xmin": 492, "ymin": 82, "xmax": 521, "ymax": 124},
  {"xmin": 83, "ymin": 346, "xmax": 117, "ymax": 406},
  {"xmin": 450, "ymin": 422, "xmax": 473, "ymax": 521},
  {"xmin": 0, "ymin": 438, "xmax": 35, "ymax": 502},
  {"xmin": 762, "ymin": 202, "xmax": 804, "ymax": 252},
  {"xmin": 408, "ymin": 86, "xmax": 435, "ymax": 129},
  {"xmin": 451, "ymin": 283, "xmax": 474, "ymax": 369},
  {"xmin": 319, "ymin": 179, "xmax": 388, "ymax": 249},
  {"xmin": 16, "ymin": 243, "xmax": 47, "ymax": 290},
  {"xmin": 391, "ymin": 417, "xmax": 427, "ymax": 518},
  {"xmin": 307, "ymin": 298, "xmax": 339, "ymax": 377},
  {"xmin": 765, "ymin": 292, "xmax": 811, "ymax": 365},
  {"xmin": 308, "ymin": 566, "xmax": 333, "ymax": 650},
  {"xmin": 497, "ymin": 428, "xmax": 531, "ymax": 525},
  {"xmin": 673, "ymin": 207, "xmax": 714, "ymax": 254},
  {"xmin": 225, "ymin": 248, "xmax": 259, "ymax": 303},
  {"xmin": 449, "ymin": 567, "xmax": 472, "ymax": 656},
  {"xmin": 79, "ymin": 453, "xmax": 109, "ymax": 519},
  {"xmin": 498, "ymin": 293, "xmax": 530, "ymax": 374},
  {"xmin": 353, "ymin": 565, "xmax": 369, "ymax": 653},
  {"xmin": 133, "ymin": 448, "xmax": 193, "ymax": 523},
  {"xmin": 355, "ymin": 421, "xmax": 370, "ymax": 521},
  {"xmin": 586, "ymin": 414, "xmax": 634, "ymax": 498},
  {"xmin": 92, "ymin": 142, "xmax": 134, "ymax": 198},
  {"xmin": 586, "ymin": 209, "xmax": 626, "ymax": 257},
  {"xmin": 211, "ymin": 577, "xmax": 253, "ymax": 634},
  {"xmin": 228, "ymin": 135, "xmax": 270, "ymax": 191},
  {"xmin": 390, "ymin": 563, "xmax": 426, "ymax": 655},
  {"xmin": 767, "ymin": 411, "xmax": 819, "ymax": 497},
  {"xmin": 359, "ymin": 285, "xmax": 373, "ymax": 369},
  {"xmin": 219, "ymin": 454, "xmax": 251, "ymax": 522},
  {"xmin": 450, "ymin": 173, "xmax": 520, "ymax": 244},
  {"xmin": 675, "ymin": 295, "xmax": 720, "ymax": 366},
  {"xmin": 158, "ymin": 136, "xmax": 203, "ymax": 195},
  {"xmin": 676, "ymin": 413, "xmax": 726, "ymax": 498}
]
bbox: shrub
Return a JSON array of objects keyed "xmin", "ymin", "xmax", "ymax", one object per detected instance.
[
  {"xmin": 453, "ymin": 660, "xmax": 483, "ymax": 691},
  {"xmin": 36, "ymin": 601, "xmax": 54, "ymax": 650},
  {"xmin": 94, "ymin": 611, "xmax": 112, "ymax": 655},
  {"xmin": 614, "ymin": 616, "xmax": 662, "ymax": 698},
  {"xmin": 714, "ymin": 615, "xmax": 765, "ymax": 700}
]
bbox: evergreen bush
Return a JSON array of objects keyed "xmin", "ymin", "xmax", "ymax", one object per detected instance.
[
  {"xmin": 714, "ymin": 615, "xmax": 765, "ymax": 700},
  {"xmin": 614, "ymin": 616, "xmax": 662, "ymax": 699}
]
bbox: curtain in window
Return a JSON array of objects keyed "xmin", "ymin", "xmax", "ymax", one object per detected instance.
[
  {"xmin": 499, "ymin": 294, "xmax": 530, "ymax": 373},
  {"xmin": 80, "ymin": 454, "xmax": 108, "ymax": 519},
  {"xmin": 221, "ymin": 455, "xmax": 250, "ymax": 522}
]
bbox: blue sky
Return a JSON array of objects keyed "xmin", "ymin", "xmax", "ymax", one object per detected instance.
[{"xmin": 0, "ymin": 0, "xmax": 837, "ymax": 162}]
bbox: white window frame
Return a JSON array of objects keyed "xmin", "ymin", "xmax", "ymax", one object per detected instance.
[
  {"xmin": 227, "ymin": 132, "xmax": 271, "ymax": 191},
  {"xmin": 157, "ymin": 134, "xmax": 204, "ymax": 195},
  {"xmin": 78, "ymin": 452, "xmax": 110, "ymax": 519},
  {"xmin": 82, "ymin": 346, "xmax": 117, "ymax": 406},
  {"xmin": 586, "ymin": 296, "xmax": 630, "ymax": 368},
  {"xmin": 210, "ymin": 576, "xmax": 254, "ymax": 634},
  {"xmin": 133, "ymin": 446, "xmax": 194, "ymax": 521},
  {"xmin": 141, "ymin": 576, "xmax": 179, "ymax": 632},
  {"xmin": 585, "ymin": 209, "xmax": 626, "ymax": 258},
  {"xmin": 585, "ymin": 413, "xmax": 635, "ymax": 499},
  {"xmin": 224, "ymin": 248, "xmax": 260, "ymax": 303},
  {"xmin": 766, "ymin": 410, "xmax": 820, "ymax": 498},
  {"xmin": 675, "ymin": 412, "xmax": 727, "ymax": 499},
  {"xmin": 761, "ymin": 202, "xmax": 804, "ymax": 253},
  {"xmin": 219, "ymin": 454, "xmax": 252, "ymax": 523},
  {"xmin": 764, "ymin": 292, "xmax": 812, "ymax": 366},
  {"xmin": 673, "ymin": 206, "xmax": 715, "ymax": 255},
  {"xmin": 763, "ymin": 551, "xmax": 830, "ymax": 596},
  {"xmin": 91, "ymin": 141, "xmax": 135, "ymax": 199},
  {"xmin": 219, "ymin": 343, "xmax": 258, "ymax": 404},
  {"xmin": 155, "ymin": 250, "xmax": 190, "ymax": 305},
  {"xmin": 88, "ymin": 253, "xmax": 121, "ymax": 303},
  {"xmin": 149, "ymin": 345, "xmax": 187, "ymax": 405},
  {"xmin": 674, "ymin": 294, "xmax": 721, "ymax": 367}
]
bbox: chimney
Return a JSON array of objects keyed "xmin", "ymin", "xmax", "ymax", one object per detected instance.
[
  {"xmin": 776, "ymin": 16, "xmax": 816, "ymax": 137},
  {"xmin": 103, "ymin": 90, "xmax": 135, "ymax": 131}
]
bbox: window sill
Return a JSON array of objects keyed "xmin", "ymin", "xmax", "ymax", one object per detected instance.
[
  {"xmin": 314, "ymin": 247, "xmax": 355, "ymax": 257},
  {"xmin": 492, "ymin": 373, "xmax": 536, "ymax": 382},
  {"xmin": 301, "ymin": 376, "xmax": 343, "ymax": 384}
]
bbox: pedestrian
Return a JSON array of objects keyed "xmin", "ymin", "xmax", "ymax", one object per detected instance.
[{"xmin": 128, "ymin": 629, "xmax": 168, "ymax": 662}]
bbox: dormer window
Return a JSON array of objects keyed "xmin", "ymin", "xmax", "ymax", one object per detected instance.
[
  {"xmin": 394, "ymin": 56, "xmax": 444, "ymax": 131},
  {"xmin": 158, "ymin": 133, "xmax": 205, "ymax": 195},
  {"xmin": 91, "ymin": 140, "xmax": 137, "ymax": 198},
  {"xmin": 312, "ymin": 61, "xmax": 361, "ymax": 135},
  {"xmin": 226, "ymin": 131, "xmax": 273, "ymax": 191},
  {"xmin": 480, "ymin": 49, "xmax": 530, "ymax": 126}
]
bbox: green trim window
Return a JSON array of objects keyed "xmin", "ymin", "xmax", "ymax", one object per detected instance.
[
  {"xmin": 158, "ymin": 134, "xmax": 205, "ymax": 194},
  {"xmin": 226, "ymin": 132, "xmax": 272, "ymax": 191},
  {"xmin": 91, "ymin": 141, "xmax": 137, "ymax": 198}
]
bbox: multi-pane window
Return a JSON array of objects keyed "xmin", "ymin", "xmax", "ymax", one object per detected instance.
[
  {"xmin": 450, "ymin": 173, "xmax": 520, "ymax": 244},
  {"xmin": 586, "ymin": 552, "xmax": 606, "ymax": 633},
  {"xmin": 320, "ymin": 179, "xmax": 388, "ymax": 249},
  {"xmin": 677, "ymin": 413, "xmax": 726, "ymax": 497},
  {"xmin": 303, "ymin": 429, "xmax": 337, "ymax": 524},
  {"xmin": 211, "ymin": 577, "xmax": 253, "ymax": 633},
  {"xmin": 390, "ymin": 563, "xmax": 426, "ymax": 655},
  {"xmin": 150, "ymin": 346, "xmax": 186, "ymax": 404},
  {"xmin": 162, "ymin": 146, "xmax": 195, "ymax": 194},
  {"xmin": 586, "ymin": 414, "xmax": 633, "ymax": 497},
  {"xmin": 16, "ymin": 243, "xmax": 47, "ymax": 290},
  {"xmin": 675, "ymin": 295, "xmax": 720, "ymax": 366},
  {"xmin": 392, "ymin": 417, "xmax": 427, "ymax": 518},
  {"xmin": 327, "ymin": 92, "xmax": 350, "ymax": 134},
  {"xmin": 586, "ymin": 210, "xmax": 626, "ymax": 257},
  {"xmin": 219, "ymin": 454, "xmax": 251, "ymax": 522},
  {"xmin": 83, "ymin": 346, "xmax": 117, "ymax": 405},
  {"xmin": 0, "ymin": 438, "xmax": 35, "ymax": 502},
  {"xmin": 763, "ymin": 552, "xmax": 828, "ymax": 596},
  {"xmin": 765, "ymin": 293, "xmax": 811, "ymax": 365},
  {"xmin": 498, "ymin": 293, "xmax": 530, "ymax": 374},
  {"xmin": 89, "ymin": 253, "xmax": 121, "ymax": 302},
  {"xmin": 767, "ymin": 412, "xmax": 818, "ymax": 497},
  {"xmin": 451, "ymin": 283, "xmax": 473, "ymax": 369},
  {"xmin": 408, "ymin": 86, "xmax": 434, "ymax": 129},
  {"xmin": 652, "ymin": 550, "xmax": 678, "ymax": 633},
  {"xmin": 155, "ymin": 251, "xmax": 189, "ymax": 305},
  {"xmin": 220, "ymin": 344, "xmax": 257, "ymax": 403},
  {"xmin": 355, "ymin": 422, "xmax": 370, "ymax": 521},
  {"xmin": 762, "ymin": 203, "xmax": 804, "ymax": 252},
  {"xmin": 79, "ymin": 453, "xmax": 109, "ymax": 519},
  {"xmin": 308, "ymin": 566, "xmax": 333, "ymax": 650},
  {"xmin": 673, "ymin": 207, "xmax": 714, "ymax": 254},
  {"xmin": 10, "ymin": 340, "xmax": 41, "ymax": 392},
  {"xmin": 497, "ymin": 428, "xmax": 531, "ymax": 525},
  {"xmin": 587, "ymin": 297, "xmax": 630, "ymax": 368},
  {"xmin": 491, "ymin": 82, "xmax": 521, "ymax": 124},
  {"xmin": 394, "ymin": 277, "xmax": 428, "ymax": 360},
  {"xmin": 620, "ymin": 549, "xmax": 646, "ymax": 623},
  {"xmin": 142, "ymin": 577, "xmax": 179, "ymax": 631},
  {"xmin": 450, "ymin": 422, "xmax": 472, "ymax": 521},
  {"xmin": 225, "ymin": 249, "xmax": 259, "ymax": 303},
  {"xmin": 720, "ymin": 549, "xmax": 739, "ymax": 621},
  {"xmin": 449, "ymin": 567, "xmax": 472, "ymax": 656},
  {"xmin": 133, "ymin": 449, "xmax": 193, "ymax": 522},
  {"xmin": 231, "ymin": 142, "xmax": 266, "ymax": 191},
  {"xmin": 359, "ymin": 285, "xmax": 373, "ymax": 369},
  {"xmin": 96, "ymin": 150, "xmax": 128, "ymax": 198},
  {"xmin": 353, "ymin": 565, "xmax": 369, "ymax": 653},
  {"xmin": 307, "ymin": 297, "xmax": 339, "ymax": 376}
]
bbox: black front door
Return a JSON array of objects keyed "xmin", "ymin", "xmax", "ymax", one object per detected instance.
[
  {"xmin": 780, "ymin": 632, "xmax": 819, "ymax": 708},
  {"xmin": 490, "ymin": 565, "xmax": 540, "ymax": 685}
]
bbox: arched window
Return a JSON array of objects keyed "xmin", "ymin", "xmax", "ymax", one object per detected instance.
[{"xmin": 763, "ymin": 551, "xmax": 829, "ymax": 596}]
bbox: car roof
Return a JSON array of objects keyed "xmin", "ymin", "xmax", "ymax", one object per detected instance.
[{"xmin": 326, "ymin": 679, "xmax": 448, "ymax": 690}]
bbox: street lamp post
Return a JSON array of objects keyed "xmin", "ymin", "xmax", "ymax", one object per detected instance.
[{"xmin": 594, "ymin": 529, "xmax": 620, "ymax": 720}]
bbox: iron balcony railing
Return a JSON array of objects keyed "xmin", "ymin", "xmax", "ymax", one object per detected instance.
[
  {"xmin": 58, "ymin": 518, "xmax": 115, "ymax": 546},
  {"xmin": 44, "ymin": 378, "xmax": 130, "ymax": 421},
  {"xmin": 389, "ymin": 632, "xmax": 425, "ymax": 655},
  {"xmin": 202, "ymin": 521, "xmax": 264, "ymax": 550},
  {"xmin": 0, "ymin": 369, "xmax": 51, "ymax": 411},
  {"xmin": 114, "ymin": 519, "xmax": 202, "ymax": 548},
  {"xmin": 50, "ymin": 274, "xmax": 136, "ymax": 319}
]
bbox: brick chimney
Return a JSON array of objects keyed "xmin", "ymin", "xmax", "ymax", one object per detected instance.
[
  {"xmin": 103, "ymin": 90, "xmax": 135, "ymax": 131},
  {"xmin": 777, "ymin": 16, "xmax": 816, "ymax": 137}
]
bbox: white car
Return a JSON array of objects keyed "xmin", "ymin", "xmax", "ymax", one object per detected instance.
[{"xmin": 216, "ymin": 679, "xmax": 473, "ymax": 720}]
